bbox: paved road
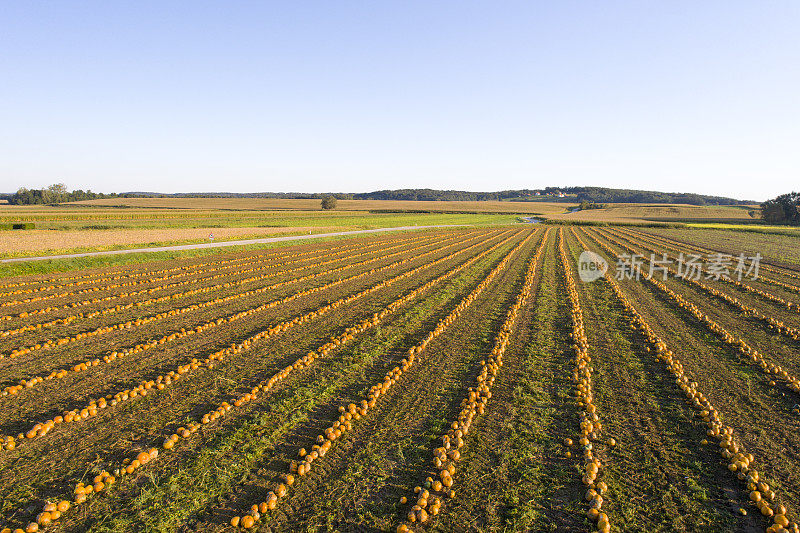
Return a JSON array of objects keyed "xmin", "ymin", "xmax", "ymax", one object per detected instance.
[{"xmin": 0, "ymin": 225, "xmax": 466, "ymax": 264}]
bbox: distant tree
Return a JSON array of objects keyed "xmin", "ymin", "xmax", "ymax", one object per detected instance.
[
  {"xmin": 321, "ymin": 196, "xmax": 337, "ymax": 210},
  {"xmin": 49, "ymin": 183, "xmax": 68, "ymax": 202},
  {"xmin": 761, "ymin": 192, "xmax": 800, "ymax": 225},
  {"xmin": 10, "ymin": 187, "xmax": 32, "ymax": 205},
  {"xmin": 579, "ymin": 200, "xmax": 605, "ymax": 210}
]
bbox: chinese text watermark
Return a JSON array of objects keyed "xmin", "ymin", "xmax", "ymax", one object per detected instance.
[{"xmin": 578, "ymin": 251, "xmax": 761, "ymax": 282}]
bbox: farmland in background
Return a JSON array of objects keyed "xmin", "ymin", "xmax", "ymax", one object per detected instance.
[
  {"xmin": 65, "ymin": 197, "xmax": 573, "ymax": 213},
  {"xmin": 0, "ymin": 198, "xmax": 535, "ymax": 259},
  {"xmin": 1, "ymin": 198, "xmax": 775, "ymax": 261},
  {"xmin": 545, "ymin": 203, "xmax": 760, "ymax": 224}
]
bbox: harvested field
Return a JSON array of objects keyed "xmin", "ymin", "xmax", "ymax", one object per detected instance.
[
  {"xmin": 546, "ymin": 204, "xmax": 759, "ymax": 225},
  {"xmin": 0, "ymin": 225, "xmax": 798, "ymax": 533},
  {"xmin": 63, "ymin": 197, "xmax": 573, "ymax": 214},
  {"xmin": 0, "ymin": 201, "xmax": 524, "ymax": 259},
  {"xmin": 0, "ymin": 226, "xmax": 343, "ymax": 256}
]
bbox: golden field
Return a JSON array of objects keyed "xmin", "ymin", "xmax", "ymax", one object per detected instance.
[
  {"xmin": 0, "ymin": 226, "xmax": 344, "ymax": 256},
  {"xmin": 65, "ymin": 197, "xmax": 573, "ymax": 214}
]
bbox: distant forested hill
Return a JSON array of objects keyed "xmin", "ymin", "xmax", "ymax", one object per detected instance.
[
  {"xmin": 1, "ymin": 186, "xmax": 751, "ymax": 206},
  {"xmin": 564, "ymin": 187, "xmax": 751, "ymax": 205},
  {"xmin": 353, "ymin": 187, "xmax": 750, "ymax": 205}
]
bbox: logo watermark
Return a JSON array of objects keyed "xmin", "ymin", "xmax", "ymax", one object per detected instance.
[
  {"xmin": 578, "ymin": 251, "xmax": 608, "ymax": 282},
  {"xmin": 576, "ymin": 250, "xmax": 761, "ymax": 282}
]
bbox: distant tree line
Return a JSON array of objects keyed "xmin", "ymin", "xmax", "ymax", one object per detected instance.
[
  {"xmin": 2, "ymin": 186, "xmax": 752, "ymax": 206},
  {"xmin": 6, "ymin": 184, "xmax": 132, "ymax": 205},
  {"xmin": 761, "ymin": 192, "xmax": 800, "ymax": 225},
  {"xmin": 352, "ymin": 189, "xmax": 530, "ymax": 201},
  {"xmin": 125, "ymin": 192, "xmax": 356, "ymax": 200},
  {"xmin": 77, "ymin": 188, "xmax": 755, "ymax": 205},
  {"xmin": 352, "ymin": 187, "xmax": 749, "ymax": 205},
  {"xmin": 567, "ymin": 187, "xmax": 750, "ymax": 206}
]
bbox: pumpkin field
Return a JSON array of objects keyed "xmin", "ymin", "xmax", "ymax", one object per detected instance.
[{"xmin": 0, "ymin": 226, "xmax": 798, "ymax": 533}]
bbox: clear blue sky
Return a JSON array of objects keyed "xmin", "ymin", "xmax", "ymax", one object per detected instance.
[{"xmin": 1, "ymin": 1, "xmax": 798, "ymax": 201}]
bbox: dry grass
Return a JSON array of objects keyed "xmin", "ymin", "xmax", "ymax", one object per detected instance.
[{"xmin": 0, "ymin": 226, "xmax": 342, "ymax": 255}]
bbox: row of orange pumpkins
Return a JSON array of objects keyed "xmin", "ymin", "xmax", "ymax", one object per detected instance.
[
  {"xmin": 594, "ymin": 230, "xmax": 800, "ymax": 397},
  {"xmin": 0, "ymin": 230, "xmax": 426, "ymax": 304},
  {"xmin": 0, "ymin": 232, "xmax": 518, "ymax": 531},
  {"xmin": 604, "ymin": 229, "xmax": 800, "ymax": 382},
  {"xmin": 610, "ymin": 228, "xmax": 800, "ymax": 313},
  {"xmin": 1, "ymin": 230, "xmax": 468, "ymax": 362},
  {"xmin": 615, "ymin": 229, "xmax": 800, "ymax": 308},
  {"xmin": 0, "ymin": 233, "xmax": 480, "ymax": 403},
  {"xmin": 0, "ymin": 230, "xmax": 437, "ymax": 337},
  {"xmin": 1, "ymin": 230, "xmax": 502, "ymax": 449},
  {"xmin": 605, "ymin": 269, "xmax": 798, "ymax": 533},
  {"xmin": 560, "ymin": 231, "xmax": 612, "ymax": 533},
  {"xmin": 228, "ymin": 231, "xmax": 537, "ymax": 529},
  {"xmin": 625, "ymin": 228, "xmax": 800, "ymax": 290},
  {"xmin": 396, "ymin": 230, "xmax": 548, "ymax": 532},
  {"xmin": 573, "ymin": 230, "xmax": 797, "ymax": 533}
]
